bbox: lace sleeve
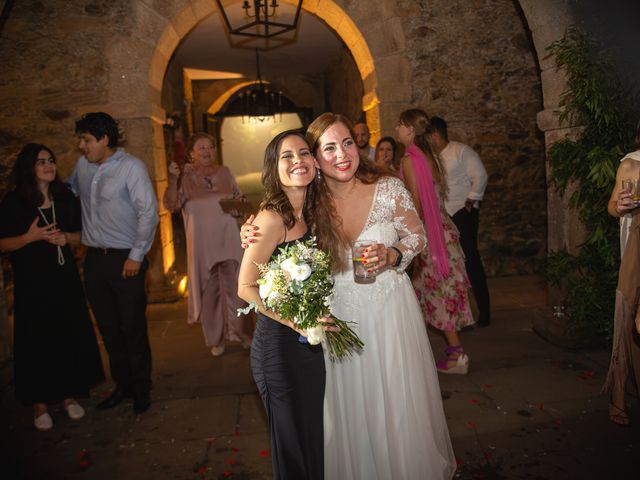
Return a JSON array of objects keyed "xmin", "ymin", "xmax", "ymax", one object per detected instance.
[{"xmin": 388, "ymin": 177, "xmax": 427, "ymax": 270}]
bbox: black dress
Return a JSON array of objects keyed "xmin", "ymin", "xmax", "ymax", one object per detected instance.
[
  {"xmin": 250, "ymin": 230, "xmax": 326, "ymax": 480},
  {"xmin": 0, "ymin": 189, "xmax": 104, "ymax": 405}
]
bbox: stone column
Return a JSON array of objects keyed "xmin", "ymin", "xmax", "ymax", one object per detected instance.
[
  {"xmin": 118, "ymin": 114, "xmax": 180, "ymax": 303},
  {"xmin": 519, "ymin": 0, "xmax": 586, "ymax": 343}
]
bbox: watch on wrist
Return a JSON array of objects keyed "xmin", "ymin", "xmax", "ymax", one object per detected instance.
[{"xmin": 389, "ymin": 246, "xmax": 403, "ymax": 268}]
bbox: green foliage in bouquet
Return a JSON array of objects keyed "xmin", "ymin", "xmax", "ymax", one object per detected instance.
[
  {"xmin": 255, "ymin": 237, "xmax": 364, "ymax": 360},
  {"xmin": 542, "ymin": 26, "xmax": 639, "ymax": 345}
]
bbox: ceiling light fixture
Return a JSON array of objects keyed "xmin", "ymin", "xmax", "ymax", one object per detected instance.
[
  {"xmin": 216, "ymin": 0, "xmax": 302, "ymax": 50},
  {"xmin": 237, "ymin": 48, "xmax": 283, "ymax": 123}
]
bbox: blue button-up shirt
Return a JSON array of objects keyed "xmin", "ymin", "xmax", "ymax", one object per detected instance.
[{"xmin": 66, "ymin": 149, "xmax": 159, "ymax": 262}]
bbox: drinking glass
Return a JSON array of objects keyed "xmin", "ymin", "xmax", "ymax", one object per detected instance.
[
  {"xmin": 352, "ymin": 240, "xmax": 376, "ymax": 284},
  {"xmin": 632, "ymin": 180, "xmax": 640, "ymax": 202},
  {"xmin": 622, "ymin": 179, "xmax": 640, "ymax": 202}
]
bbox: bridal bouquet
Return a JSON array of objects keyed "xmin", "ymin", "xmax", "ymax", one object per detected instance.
[{"xmin": 241, "ymin": 237, "xmax": 364, "ymax": 360}]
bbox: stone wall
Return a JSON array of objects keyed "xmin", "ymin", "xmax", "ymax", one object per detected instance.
[
  {"xmin": 324, "ymin": 45, "xmax": 364, "ymax": 123},
  {"xmin": 395, "ymin": 0, "xmax": 546, "ymax": 275},
  {"xmin": 0, "ymin": 0, "xmax": 567, "ymax": 279}
]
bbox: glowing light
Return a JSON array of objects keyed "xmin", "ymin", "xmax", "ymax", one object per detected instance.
[{"xmin": 178, "ymin": 275, "xmax": 188, "ymax": 296}]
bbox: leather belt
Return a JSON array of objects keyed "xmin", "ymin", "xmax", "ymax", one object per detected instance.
[{"xmin": 87, "ymin": 246, "xmax": 130, "ymax": 255}]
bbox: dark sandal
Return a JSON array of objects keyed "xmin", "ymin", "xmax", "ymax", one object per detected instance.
[{"xmin": 608, "ymin": 403, "xmax": 630, "ymax": 427}]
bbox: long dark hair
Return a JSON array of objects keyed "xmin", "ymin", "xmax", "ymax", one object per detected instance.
[
  {"xmin": 13, "ymin": 143, "xmax": 68, "ymax": 207},
  {"xmin": 306, "ymin": 112, "xmax": 382, "ymax": 271},
  {"xmin": 260, "ymin": 129, "xmax": 313, "ymax": 230}
]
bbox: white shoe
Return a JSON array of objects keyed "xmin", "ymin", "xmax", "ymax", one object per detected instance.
[
  {"xmin": 64, "ymin": 402, "xmax": 86, "ymax": 420},
  {"xmin": 211, "ymin": 345, "xmax": 225, "ymax": 357},
  {"xmin": 34, "ymin": 412, "xmax": 54, "ymax": 431}
]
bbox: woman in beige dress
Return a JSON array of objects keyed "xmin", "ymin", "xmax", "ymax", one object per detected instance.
[
  {"xmin": 603, "ymin": 125, "xmax": 640, "ymax": 426},
  {"xmin": 164, "ymin": 132, "xmax": 252, "ymax": 356}
]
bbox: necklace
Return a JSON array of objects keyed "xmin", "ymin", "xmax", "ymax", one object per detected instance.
[{"xmin": 37, "ymin": 201, "xmax": 65, "ymax": 266}]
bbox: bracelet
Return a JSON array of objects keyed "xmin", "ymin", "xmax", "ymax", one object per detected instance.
[{"xmin": 389, "ymin": 246, "xmax": 403, "ymax": 268}]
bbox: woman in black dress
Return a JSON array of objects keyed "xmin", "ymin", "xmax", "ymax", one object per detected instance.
[
  {"xmin": 237, "ymin": 130, "xmax": 325, "ymax": 479},
  {"xmin": 0, "ymin": 143, "xmax": 104, "ymax": 431}
]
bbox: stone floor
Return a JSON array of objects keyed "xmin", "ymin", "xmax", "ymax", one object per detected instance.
[{"xmin": 1, "ymin": 275, "xmax": 638, "ymax": 479}]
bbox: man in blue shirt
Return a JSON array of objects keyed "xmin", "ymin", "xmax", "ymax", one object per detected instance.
[{"xmin": 67, "ymin": 112, "xmax": 158, "ymax": 414}]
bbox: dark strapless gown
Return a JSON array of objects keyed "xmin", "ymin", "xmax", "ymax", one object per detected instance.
[{"xmin": 250, "ymin": 230, "xmax": 325, "ymax": 480}]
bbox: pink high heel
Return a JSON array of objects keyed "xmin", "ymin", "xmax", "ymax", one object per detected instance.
[{"xmin": 436, "ymin": 345, "xmax": 469, "ymax": 375}]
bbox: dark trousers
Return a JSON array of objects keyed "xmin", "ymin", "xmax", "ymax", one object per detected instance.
[
  {"xmin": 452, "ymin": 207, "xmax": 491, "ymax": 325},
  {"xmin": 84, "ymin": 249, "xmax": 152, "ymax": 397}
]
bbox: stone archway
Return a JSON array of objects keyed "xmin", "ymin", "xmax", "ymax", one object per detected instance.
[
  {"xmin": 516, "ymin": 1, "xmax": 582, "ymax": 256},
  {"xmin": 144, "ymin": 0, "xmax": 391, "ymax": 275},
  {"xmin": 102, "ymin": 0, "xmax": 577, "ymax": 285}
]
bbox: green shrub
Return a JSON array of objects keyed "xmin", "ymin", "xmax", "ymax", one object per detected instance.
[{"xmin": 542, "ymin": 26, "xmax": 638, "ymax": 346}]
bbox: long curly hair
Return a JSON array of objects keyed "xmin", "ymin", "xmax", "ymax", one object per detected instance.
[
  {"xmin": 306, "ymin": 112, "xmax": 381, "ymax": 271},
  {"xmin": 399, "ymin": 108, "xmax": 448, "ymax": 195},
  {"xmin": 12, "ymin": 143, "xmax": 70, "ymax": 207},
  {"xmin": 260, "ymin": 129, "xmax": 314, "ymax": 230}
]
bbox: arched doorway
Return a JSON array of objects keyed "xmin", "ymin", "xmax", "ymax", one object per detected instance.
[
  {"xmin": 104, "ymin": 0, "xmax": 578, "ymax": 284},
  {"xmin": 146, "ymin": 0, "xmax": 386, "ymax": 276}
]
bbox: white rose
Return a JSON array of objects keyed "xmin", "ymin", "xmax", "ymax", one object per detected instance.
[
  {"xmin": 280, "ymin": 257, "xmax": 298, "ymax": 277},
  {"xmin": 306, "ymin": 325, "xmax": 325, "ymax": 345},
  {"xmin": 258, "ymin": 273, "xmax": 275, "ymax": 299},
  {"xmin": 267, "ymin": 290, "xmax": 281, "ymax": 305},
  {"xmin": 291, "ymin": 263, "xmax": 312, "ymax": 281}
]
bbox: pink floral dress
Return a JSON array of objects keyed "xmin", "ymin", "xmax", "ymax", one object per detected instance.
[{"xmin": 412, "ymin": 184, "xmax": 474, "ymax": 332}]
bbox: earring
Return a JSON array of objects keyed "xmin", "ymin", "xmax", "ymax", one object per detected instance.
[{"xmin": 316, "ymin": 169, "xmax": 322, "ymax": 180}]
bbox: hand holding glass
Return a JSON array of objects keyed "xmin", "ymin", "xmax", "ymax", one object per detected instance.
[{"xmin": 352, "ymin": 240, "xmax": 376, "ymax": 284}]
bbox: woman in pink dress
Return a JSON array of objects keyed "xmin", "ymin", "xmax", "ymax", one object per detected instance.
[
  {"xmin": 164, "ymin": 132, "xmax": 252, "ymax": 356},
  {"xmin": 396, "ymin": 109, "xmax": 474, "ymax": 374}
]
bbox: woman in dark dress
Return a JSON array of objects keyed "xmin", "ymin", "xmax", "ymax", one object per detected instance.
[
  {"xmin": 237, "ymin": 130, "xmax": 325, "ymax": 479},
  {"xmin": 0, "ymin": 143, "xmax": 104, "ymax": 431}
]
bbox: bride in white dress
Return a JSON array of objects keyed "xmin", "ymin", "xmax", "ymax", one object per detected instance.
[
  {"xmin": 243, "ymin": 113, "xmax": 455, "ymax": 479},
  {"xmin": 306, "ymin": 113, "xmax": 455, "ymax": 480}
]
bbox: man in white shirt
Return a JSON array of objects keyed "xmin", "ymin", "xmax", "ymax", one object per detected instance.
[
  {"xmin": 354, "ymin": 122, "xmax": 375, "ymax": 162},
  {"xmin": 428, "ymin": 116, "xmax": 491, "ymax": 326}
]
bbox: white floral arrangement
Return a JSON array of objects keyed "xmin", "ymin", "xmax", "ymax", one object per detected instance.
[{"xmin": 239, "ymin": 237, "xmax": 364, "ymax": 360}]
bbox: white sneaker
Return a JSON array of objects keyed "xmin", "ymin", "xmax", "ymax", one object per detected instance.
[
  {"xmin": 34, "ymin": 412, "xmax": 54, "ymax": 431},
  {"xmin": 64, "ymin": 402, "xmax": 86, "ymax": 420},
  {"xmin": 210, "ymin": 345, "xmax": 225, "ymax": 357}
]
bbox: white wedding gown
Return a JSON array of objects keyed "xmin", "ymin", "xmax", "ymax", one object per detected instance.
[{"xmin": 324, "ymin": 176, "xmax": 456, "ymax": 480}]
